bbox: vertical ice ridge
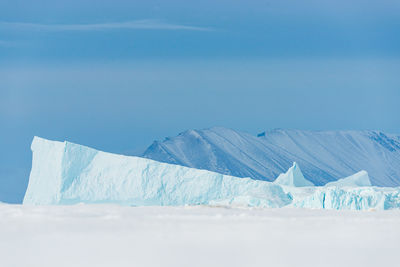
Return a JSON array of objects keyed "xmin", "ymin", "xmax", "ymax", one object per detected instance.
[{"xmin": 23, "ymin": 137, "xmax": 66, "ymax": 204}]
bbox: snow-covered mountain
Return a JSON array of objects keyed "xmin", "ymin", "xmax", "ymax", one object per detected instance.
[{"xmin": 142, "ymin": 127, "xmax": 400, "ymax": 186}]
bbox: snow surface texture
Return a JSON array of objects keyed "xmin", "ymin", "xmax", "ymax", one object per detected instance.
[
  {"xmin": 24, "ymin": 137, "xmax": 400, "ymax": 210},
  {"xmin": 1, "ymin": 204, "xmax": 400, "ymax": 267},
  {"xmin": 142, "ymin": 127, "xmax": 400, "ymax": 186}
]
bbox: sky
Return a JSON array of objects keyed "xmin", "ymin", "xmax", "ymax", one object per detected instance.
[{"xmin": 1, "ymin": 0, "xmax": 400, "ymax": 203}]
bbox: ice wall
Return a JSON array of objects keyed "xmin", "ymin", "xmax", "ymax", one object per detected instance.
[
  {"xmin": 290, "ymin": 186, "xmax": 400, "ymax": 210},
  {"xmin": 24, "ymin": 137, "xmax": 66, "ymax": 204}
]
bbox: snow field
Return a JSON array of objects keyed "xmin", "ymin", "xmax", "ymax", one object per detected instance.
[{"xmin": 0, "ymin": 204, "xmax": 399, "ymax": 267}]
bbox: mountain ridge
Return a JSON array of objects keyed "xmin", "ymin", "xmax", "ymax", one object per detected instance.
[{"xmin": 142, "ymin": 127, "xmax": 400, "ymax": 186}]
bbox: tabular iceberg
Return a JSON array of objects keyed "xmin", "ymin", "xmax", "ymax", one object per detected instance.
[
  {"xmin": 23, "ymin": 137, "xmax": 400, "ymax": 210},
  {"xmin": 23, "ymin": 137, "xmax": 291, "ymax": 207}
]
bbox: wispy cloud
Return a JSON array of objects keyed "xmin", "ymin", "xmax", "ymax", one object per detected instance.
[
  {"xmin": 0, "ymin": 40, "xmax": 18, "ymax": 47},
  {"xmin": 0, "ymin": 20, "xmax": 212, "ymax": 32}
]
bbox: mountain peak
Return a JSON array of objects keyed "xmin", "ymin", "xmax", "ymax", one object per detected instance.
[{"xmin": 143, "ymin": 127, "xmax": 400, "ymax": 186}]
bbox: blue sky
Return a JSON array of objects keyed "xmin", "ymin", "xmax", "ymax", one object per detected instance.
[{"xmin": 1, "ymin": 0, "xmax": 400, "ymax": 203}]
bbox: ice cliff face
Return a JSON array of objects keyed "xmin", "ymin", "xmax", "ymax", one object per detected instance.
[
  {"xmin": 24, "ymin": 137, "xmax": 400, "ymax": 210},
  {"xmin": 142, "ymin": 127, "xmax": 400, "ymax": 186},
  {"xmin": 289, "ymin": 187, "xmax": 400, "ymax": 210}
]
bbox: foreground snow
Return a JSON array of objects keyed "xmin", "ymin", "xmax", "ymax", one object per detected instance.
[
  {"xmin": 0, "ymin": 204, "xmax": 399, "ymax": 267},
  {"xmin": 24, "ymin": 137, "xmax": 400, "ymax": 210}
]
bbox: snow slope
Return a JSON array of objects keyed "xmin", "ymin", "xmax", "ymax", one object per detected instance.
[
  {"xmin": 1, "ymin": 204, "xmax": 400, "ymax": 267},
  {"xmin": 143, "ymin": 127, "xmax": 400, "ymax": 186},
  {"xmin": 24, "ymin": 137, "xmax": 400, "ymax": 210}
]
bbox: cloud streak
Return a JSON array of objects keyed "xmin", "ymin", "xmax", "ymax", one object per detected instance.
[
  {"xmin": 0, "ymin": 20, "xmax": 212, "ymax": 32},
  {"xmin": 0, "ymin": 40, "xmax": 18, "ymax": 47}
]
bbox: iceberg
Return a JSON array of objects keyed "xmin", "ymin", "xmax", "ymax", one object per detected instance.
[
  {"xmin": 273, "ymin": 162, "xmax": 314, "ymax": 187},
  {"xmin": 325, "ymin": 170, "xmax": 372, "ymax": 187},
  {"xmin": 23, "ymin": 137, "xmax": 400, "ymax": 210},
  {"xmin": 273, "ymin": 168, "xmax": 400, "ymax": 210},
  {"xmin": 289, "ymin": 186, "xmax": 400, "ymax": 210},
  {"xmin": 23, "ymin": 137, "xmax": 291, "ymax": 207}
]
